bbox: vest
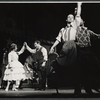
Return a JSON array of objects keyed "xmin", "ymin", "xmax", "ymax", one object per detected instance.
[{"xmin": 36, "ymin": 47, "xmax": 44, "ymax": 64}]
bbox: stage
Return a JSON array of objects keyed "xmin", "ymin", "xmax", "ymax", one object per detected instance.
[{"xmin": 0, "ymin": 88, "xmax": 100, "ymax": 98}]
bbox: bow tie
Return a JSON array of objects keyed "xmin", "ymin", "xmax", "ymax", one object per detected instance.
[{"xmin": 67, "ymin": 24, "xmax": 72, "ymax": 28}]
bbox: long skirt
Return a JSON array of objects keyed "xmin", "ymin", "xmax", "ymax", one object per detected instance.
[{"xmin": 57, "ymin": 40, "xmax": 77, "ymax": 67}]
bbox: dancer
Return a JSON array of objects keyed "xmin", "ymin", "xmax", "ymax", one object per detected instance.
[
  {"xmin": 49, "ymin": 2, "xmax": 82, "ymax": 67},
  {"xmin": 3, "ymin": 43, "xmax": 26, "ymax": 91},
  {"xmin": 48, "ymin": 2, "xmax": 82, "ymax": 93},
  {"xmin": 74, "ymin": 19, "xmax": 100, "ymax": 95},
  {"xmin": 25, "ymin": 40, "xmax": 48, "ymax": 90},
  {"xmin": 24, "ymin": 55, "xmax": 34, "ymax": 80}
]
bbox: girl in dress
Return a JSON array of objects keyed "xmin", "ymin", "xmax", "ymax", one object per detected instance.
[{"xmin": 3, "ymin": 43, "xmax": 26, "ymax": 91}]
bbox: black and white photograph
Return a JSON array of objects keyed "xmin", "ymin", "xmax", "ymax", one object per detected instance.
[{"xmin": 0, "ymin": 1, "xmax": 100, "ymax": 98}]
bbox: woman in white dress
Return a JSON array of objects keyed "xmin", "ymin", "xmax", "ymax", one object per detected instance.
[{"xmin": 3, "ymin": 43, "xmax": 26, "ymax": 91}]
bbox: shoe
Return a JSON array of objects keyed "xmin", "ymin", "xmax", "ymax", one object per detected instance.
[
  {"xmin": 12, "ymin": 88, "xmax": 15, "ymax": 91},
  {"xmin": 14, "ymin": 88, "xmax": 18, "ymax": 91},
  {"xmin": 5, "ymin": 88, "xmax": 8, "ymax": 91},
  {"xmin": 12, "ymin": 88, "xmax": 18, "ymax": 91}
]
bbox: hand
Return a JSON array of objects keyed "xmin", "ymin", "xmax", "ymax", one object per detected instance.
[
  {"xmin": 23, "ymin": 42, "xmax": 26, "ymax": 46},
  {"xmin": 77, "ymin": 2, "xmax": 82, "ymax": 6},
  {"xmin": 23, "ymin": 42, "xmax": 27, "ymax": 48},
  {"xmin": 49, "ymin": 47, "xmax": 54, "ymax": 54},
  {"xmin": 24, "ymin": 42, "xmax": 27, "ymax": 46},
  {"xmin": 41, "ymin": 62, "xmax": 46, "ymax": 67},
  {"xmin": 98, "ymin": 34, "xmax": 100, "ymax": 39},
  {"xmin": 74, "ymin": 7, "xmax": 77, "ymax": 14}
]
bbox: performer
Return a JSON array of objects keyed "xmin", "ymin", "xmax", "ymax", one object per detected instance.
[
  {"xmin": 3, "ymin": 43, "xmax": 26, "ymax": 91},
  {"xmin": 24, "ymin": 55, "xmax": 34, "ymax": 80},
  {"xmin": 49, "ymin": 2, "xmax": 82, "ymax": 67},
  {"xmin": 74, "ymin": 19, "xmax": 100, "ymax": 95},
  {"xmin": 25, "ymin": 40, "xmax": 48, "ymax": 90}
]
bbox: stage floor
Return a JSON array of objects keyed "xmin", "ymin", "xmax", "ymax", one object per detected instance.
[{"xmin": 0, "ymin": 88, "xmax": 100, "ymax": 98}]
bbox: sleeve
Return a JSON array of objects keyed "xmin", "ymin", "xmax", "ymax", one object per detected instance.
[
  {"xmin": 56, "ymin": 28, "xmax": 64, "ymax": 42},
  {"xmin": 41, "ymin": 47, "xmax": 48, "ymax": 61},
  {"xmin": 88, "ymin": 30, "xmax": 98, "ymax": 37}
]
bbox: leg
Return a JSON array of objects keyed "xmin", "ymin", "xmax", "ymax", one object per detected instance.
[
  {"xmin": 19, "ymin": 80, "xmax": 23, "ymax": 89},
  {"xmin": 15, "ymin": 80, "xmax": 20, "ymax": 89},
  {"xmin": 37, "ymin": 70, "xmax": 42, "ymax": 89},
  {"xmin": 37, "ymin": 68, "xmax": 46, "ymax": 90},
  {"xmin": 12, "ymin": 80, "xmax": 20, "ymax": 91},
  {"xmin": 5, "ymin": 81, "xmax": 11, "ymax": 91},
  {"xmin": 41, "ymin": 67, "xmax": 46, "ymax": 90},
  {"xmin": 12, "ymin": 83, "xmax": 16, "ymax": 91}
]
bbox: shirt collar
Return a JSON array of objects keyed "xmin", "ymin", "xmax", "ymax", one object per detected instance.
[
  {"xmin": 66, "ymin": 23, "xmax": 73, "ymax": 28},
  {"xmin": 70, "ymin": 22, "xmax": 74, "ymax": 27}
]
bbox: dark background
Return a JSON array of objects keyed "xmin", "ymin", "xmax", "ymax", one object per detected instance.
[
  {"xmin": 0, "ymin": 3, "xmax": 100, "ymax": 40},
  {"xmin": 0, "ymin": 3, "xmax": 100, "ymax": 44},
  {"xmin": 0, "ymin": 3, "xmax": 100, "ymax": 58}
]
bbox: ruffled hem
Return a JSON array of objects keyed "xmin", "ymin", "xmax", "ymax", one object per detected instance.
[{"xmin": 3, "ymin": 73, "xmax": 26, "ymax": 81}]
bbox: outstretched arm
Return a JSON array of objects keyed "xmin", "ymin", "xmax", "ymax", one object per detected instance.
[
  {"xmin": 17, "ymin": 43, "xmax": 25, "ymax": 55},
  {"xmin": 88, "ymin": 30, "xmax": 100, "ymax": 38},
  {"xmin": 25, "ymin": 42, "xmax": 36, "ymax": 54},
  {"xmin": 76, "ymin": 2, "xmax": 82, "ymax": 16},
  {"xmin": 49, "ymin": 40, "xmax": 59, "ymax": 54},
  {"xmin": 49, "ymin": 28, "xmax": 64, "ymax": 54},
  {"xmin": 75, "ymin": 2, "xmax": 82, "ymax": 28}
]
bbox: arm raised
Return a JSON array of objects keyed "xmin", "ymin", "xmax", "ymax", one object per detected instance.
[
  {"xmin": 76, "ymin": 2, "xmax": 82, "ymax": 16},
  {"xmin": 25, "ymin": 42, "xmax": 36, "ymax": 54},
  {"xmin": 17, "ymin": 43, "xmax": 26, "ymax": 55}
]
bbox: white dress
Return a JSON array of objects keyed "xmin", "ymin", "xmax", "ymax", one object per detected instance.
[{"xmin": 3, "ymin": 51, "xmax": 26, "ymax": 81}]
